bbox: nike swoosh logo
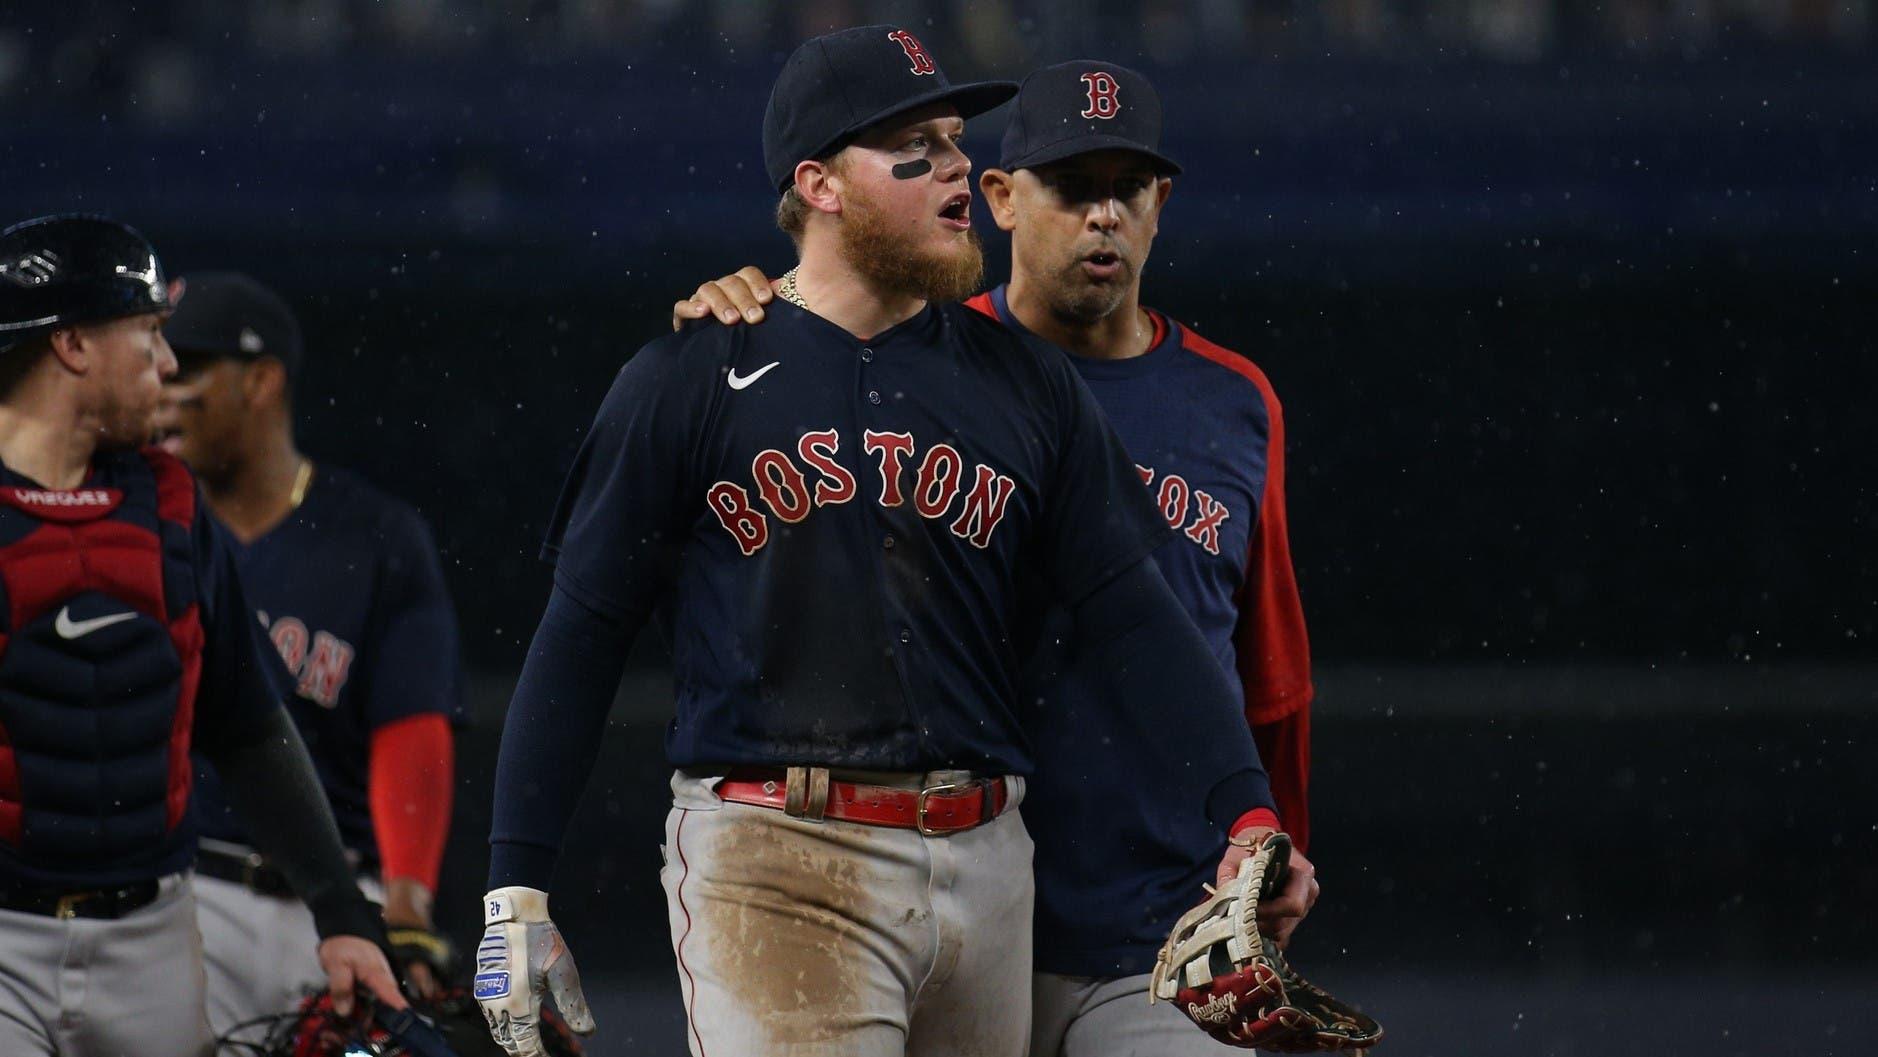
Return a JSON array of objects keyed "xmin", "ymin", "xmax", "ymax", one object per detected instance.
[
  {"xmin": 54, "ymin": 606, "xmax": 138, "ymax": 640},
  {"xmin": 727, "ymin": 362, "xmax": 781, "ymax": 390}
]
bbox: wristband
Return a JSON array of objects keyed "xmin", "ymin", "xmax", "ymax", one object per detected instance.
[
  {"xmin": 1227, "ymin": 807, "xmax": 1281, "ymax": 845},
  {"xmin": 483, "ymin": 886, "xmax": 550, "ymax": 926}
]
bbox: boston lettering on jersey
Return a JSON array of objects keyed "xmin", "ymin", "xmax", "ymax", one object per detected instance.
[
  {"xmin": 258, "ymin": 610, "xmax": 357, "ymax": 708},
  {"xmin": 1135, "ymin": 464, "xmax": 1232, "ymax": 556},
  {"xmin": 705, "ymin": 427, "xmax": 1017, "ymax": 554},
  {"xmin": 545, "ymin": 299, "xmax": 1168, "ymax": 775}
]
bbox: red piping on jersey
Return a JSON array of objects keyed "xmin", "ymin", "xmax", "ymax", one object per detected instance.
[
  {"xmin": 963, "ymin": 291, "xmax": 1171, "ymax": 353},
  {"xmin": 1177, "ymin": 329, "xmax": 1314, "ymax": 723},
  {"xmin": 1177, "ymin": 328, "xmax": 1314, "ymax": 853}
]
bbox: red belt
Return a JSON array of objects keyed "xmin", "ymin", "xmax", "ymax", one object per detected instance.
[{"xmin": 716, "ymin": 766, "xmax": 1010, "ymax": 836}]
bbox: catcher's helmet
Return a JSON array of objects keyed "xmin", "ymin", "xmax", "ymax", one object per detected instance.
[{"xmin": 0, "ymin": 214, "xmax": 171, "ymax": 354}]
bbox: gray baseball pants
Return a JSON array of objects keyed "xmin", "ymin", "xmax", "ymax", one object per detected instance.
[
  {"xmin": 659, "ymin": 769, "xmax": 1034, "ymax": 1057},
  {"xmin": 193, "ymin": 856, "xmax": 384, "ymax": 1037},
  {"xmin": 0, "ymin": 873, "xmax": 212, "ymax": 1057},
  {"xmin": 1031, "ymin": 970, "xmax": 1240, "ymax": 1057}
]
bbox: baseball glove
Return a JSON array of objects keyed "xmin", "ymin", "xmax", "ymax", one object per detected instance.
[{"xmin": 1149, "ymin": 832, "xmax": 1383, "ymax": 1051}]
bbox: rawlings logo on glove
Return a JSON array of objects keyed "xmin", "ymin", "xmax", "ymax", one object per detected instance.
[{"xmin": 1150, "ymin": 832, "xmax": 1383, "ymax": 1051}]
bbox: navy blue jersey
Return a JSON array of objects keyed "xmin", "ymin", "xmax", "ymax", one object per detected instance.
[
  {"xmin": 544, "ymin": 299, "xmax": 1167, "ymax": 774},
  {"xmin": 192, "ymin": 465, "xmax": 464, "ymax": 867},
  {"xmin": 971, "ymin": 285, "xmax": 1313, "ymax": 977},
  {"xmin": 0, "ymin": 450, "xmax": 287, "ymax": 888}
]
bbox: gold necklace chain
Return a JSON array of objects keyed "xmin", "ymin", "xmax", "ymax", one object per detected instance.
[
  {"xmin": 777, "ymin": 268, "xmax": 808, "ymax": 309},
  {"xmin": 289, "ymin": 458, "xmax": 314, "ymax": 510}
]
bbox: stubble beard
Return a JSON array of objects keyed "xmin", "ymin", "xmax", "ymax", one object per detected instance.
[
  {"xmin": 839, "ymin": 189, "xmax": 985, "ymax": 306},
  {"xmin": 94, "ymin": 372, "xmax": 161, "ymax": 451},
  {"xmin": 1050, "ymin": 256, "xmax": 1135, "ymax": 327}
]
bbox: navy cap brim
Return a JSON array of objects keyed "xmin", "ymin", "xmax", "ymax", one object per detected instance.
[
  {"xmin": 164, "ymin": 300, "xmax": 252, "ymax": 358},
  {"xmin": 794, "ymin": 79, "xmax": 1019, "ymax": 187},
  {"xmin": 1002, "ymin": 133, "xmax": 1183, "ymax": 176}
]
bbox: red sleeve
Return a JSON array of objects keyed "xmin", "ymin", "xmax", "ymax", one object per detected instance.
[
  {"xmin": 1233, "ymin": 377, "xmax": 1313, "ymax": 851},
  {"xmin": 369, "ymin": 712, "xmax": 454, "ymax": 892},
  {"xmin": 1252, "ymin": 707, "xmax": 1310, "ymax": 853}
]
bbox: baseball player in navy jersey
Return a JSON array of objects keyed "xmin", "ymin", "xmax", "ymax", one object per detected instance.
[
  {"xmin": 0, "ymin": 216, "xmax": 402, "ymax": 1057},
  {"xmin": 152, "ymin": 272, "xmax": 464, "ymax": 1034},
  {"xmin": 477, "ymin": 27, "xmax": 1296, "ymax": 1057},
  {"xmin": 676, "ymin": 60, "xmax": 1320, "ymax": 1057}
]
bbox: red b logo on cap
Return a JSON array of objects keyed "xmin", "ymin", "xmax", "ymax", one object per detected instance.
[
  {"xmin": 888, "ymin": 30, "xmax": 936, "ymax": 76},
  {"xmin": 1081, "ymin": 71, "xmax": 1121, "ymax": 120}
]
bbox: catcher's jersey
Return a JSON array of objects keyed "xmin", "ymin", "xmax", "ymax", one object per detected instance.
[
  {"xmin": 969, "ymin": 285, "xmax": 1312, "ymax": 976},
  {"xmin": 544, "ymin": 299, "xmax": 1167, "ymax": 774},
  {"xmin": 191, "ymin": 465, "xmax": 464, "ymax": 868}
]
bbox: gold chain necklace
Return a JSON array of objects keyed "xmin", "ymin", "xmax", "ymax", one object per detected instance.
[
  {"xmin": 289, "ymin": 458, "xmax": 314, "ymax": 510},
  {"xmin": 777, "ymin": 268, "xmax": 808, "ymax": 309}
]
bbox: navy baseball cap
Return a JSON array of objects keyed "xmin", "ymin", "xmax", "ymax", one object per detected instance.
[
  {"xmin": 763, "ymin": 25, "xmax": 1018, "ymax": 192},
  {"xmin": 164, "ymin": 271, "xmax": 303, "ymax": 380},
  {"xmin": 999, "ymin": 61, "xmax": 1182, "ymax": 176}
]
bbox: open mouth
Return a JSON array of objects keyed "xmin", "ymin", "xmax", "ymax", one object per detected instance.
[
  {"xmin": 1081, "ymin": 249, "xmax": 1124, "ymax": 279},
  {"xmin": 938, "ymin": 193, "xmax": 972, "ymax": 230},
  {"xmin": 153, "ymin": 424, "xmax": 185, "ymax": 455}
]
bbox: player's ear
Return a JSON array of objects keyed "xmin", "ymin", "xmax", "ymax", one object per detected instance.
[
  {"xmin": 794, "ymin": 157, "xmax": 845, "ymax": 217},
  {"xmin": 1151, "ymin": 175, "xmax": 1174, "ymax": 236},
  {"xmin": 979, "ymin": 169, "xmax": 1019, "ymax": 233},
  {"xmin": 244, "ymin": 357, "xmax": 289, "ymax": 409},
  {"xmin": 46, "ymin": 325, "xmax": 90, "ymax": 376}
]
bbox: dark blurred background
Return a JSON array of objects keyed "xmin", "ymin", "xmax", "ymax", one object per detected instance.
[{"xmin": 4, "ymin": 2, "xmax": 1873, "ymax": 1054}]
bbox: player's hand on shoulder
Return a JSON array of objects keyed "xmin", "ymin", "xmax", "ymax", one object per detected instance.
[
  {"xmin": 475, "ymin": 886, "xmax": 597, "ymax": 1057},
  {"xmin": 672, "ymin": 265, "xmax": 775, "ymax": 331},
  {"xmin": 1215, "ymin": 827, "xmax": 1318, "ymax": 951},
  {"xmin": 318, "ymin": 934, "xmax": 408, "ymax": 1016}
]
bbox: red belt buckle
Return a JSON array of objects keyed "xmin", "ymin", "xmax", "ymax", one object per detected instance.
[
  {"xmin": 915, "ymin": 783, "xmax": 962, "ymax": 836},
  {"xmin": 916, "ymin": 778, "xmax": 997, "ymax": 836}
]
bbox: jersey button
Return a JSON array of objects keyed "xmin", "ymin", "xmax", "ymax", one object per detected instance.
[
  {"xmin": 882, "ymin": 534, "xmax": 896, "ymax": 550},
  {"xmin": 867, "ymin": 390, "xmax": 882, "ymax": 405},
  {"xmin": 899, "ymin": 628, "xmax": 912, "ymax": 644},
  {"xmin": 860, "ymin": 347, "xmax": 875, "ymax": 363}
]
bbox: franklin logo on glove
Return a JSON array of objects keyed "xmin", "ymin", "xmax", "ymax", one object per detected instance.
[{"xmin": 474, "ymin": 887, "xmax": 596, "ymax": 1057}]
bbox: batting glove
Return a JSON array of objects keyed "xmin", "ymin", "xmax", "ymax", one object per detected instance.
[{"xmin": 474, "ymin": 887, "xmax": 597, "ymax": 1056}]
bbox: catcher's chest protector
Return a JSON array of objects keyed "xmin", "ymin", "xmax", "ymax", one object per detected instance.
[{"xmin": 0, "ymin": 450, "xmax": 203, "ymax": 867}]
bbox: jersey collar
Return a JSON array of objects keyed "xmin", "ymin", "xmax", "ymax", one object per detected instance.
[
  {"xmin": 988, "ymin": 283, "xmax": 1180, "ymax": 379},
  {"xmin": 769, "ymin": 297, "xmax": 942, "ymax": 349}
]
